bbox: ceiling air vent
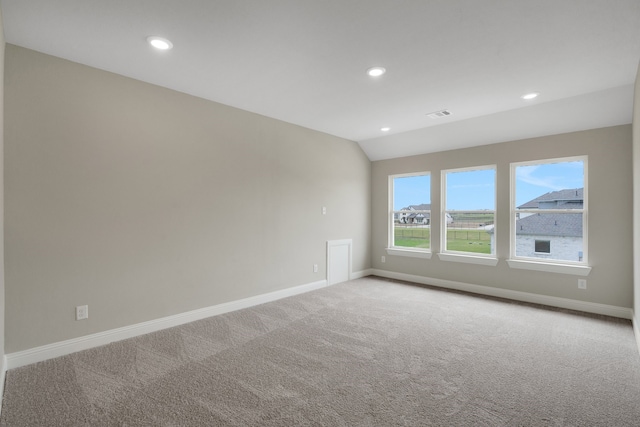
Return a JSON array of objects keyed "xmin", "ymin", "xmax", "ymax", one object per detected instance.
[{"xmin": 426, "ymin": 109, "xmax": 452, "ymax": 119}]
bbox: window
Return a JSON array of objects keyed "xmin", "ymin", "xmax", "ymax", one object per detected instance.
[
  {"xmin": 388, "ymin": 173, "xmax": 431, "ymax": 256},
  {"xmin": 511, "ymin": 156, "xmax": 587, "ymax": 268},
  {"xmin": 534, "ymin": 240, "xmax": 551, "ymax": 253},
  {"xmin": 441, "ymin": 166, "xmax": 496, "ymax": 261}
]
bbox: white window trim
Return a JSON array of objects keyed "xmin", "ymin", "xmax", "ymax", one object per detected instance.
[
  {"xmin": 508, "ymin": 156, "xmax": 589, "ymax": 272},
  {"xmin": 440, "ymin": 165, "xmax": 497, "ymax": 264},
  {"xmin": 506, "ymin": 259, "xmax": 591, "ymax": 276},
  {"xmin": 387, "ymin": 171, "xmax": 432, "ymax": 255},
  {"xmin": 437, "ymin": 252, "xmax": 499, "ymax": 266},
  {"xmin": 386, "ymin": 247, "xmax": 432, "ymax": 259}
]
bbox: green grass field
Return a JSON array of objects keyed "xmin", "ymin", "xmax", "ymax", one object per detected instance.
[
  {"xmin": 394, "ymin": 227, "xmax": 431, "ymax": 248},
  {"xmin": 449, "ymin": 213, "xmax": 494, "ymax": 223},
  {"xmin": 394, "ymin": 227, "xmax": 491, "ymax": 254}
]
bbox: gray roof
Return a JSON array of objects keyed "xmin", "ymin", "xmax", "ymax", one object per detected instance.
[
  {"xmin": 398, "ymin": 204, "xmax": 431, "ymax": 221},
  {"xmin": 401, "ymin": 204, "xmax": 431, "ymax": 211},
  {"xmin": 518, "ymin": 188, "xmax": 583, "ymax": 209},
  {"xmin": 407, "ymin": 213, "xmax": 430, "ymax": 220},
  {"xmin": 516, "ymin": 213, "xmax": 582, "ymax": 237}
]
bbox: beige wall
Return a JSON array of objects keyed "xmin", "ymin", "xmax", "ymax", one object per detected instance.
[
  {"xmin": 0, "ymin": 8, "xmax": 5, "ymax": 368},
  {"xmin": 372, "ymin": 125, "xmax": 633, "ymax": 308},
  {"xmin": 3, "ymin": 42, "xmax": 635, "ymax": 354},
  {"xmin": 634, "ymin": 63, "xmax": 640, "ymax": 320},
  {"xmin": 4, "ymin": 45, "xmax": 371, "ymax": 353}
]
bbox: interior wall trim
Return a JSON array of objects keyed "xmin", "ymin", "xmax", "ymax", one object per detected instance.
[
  {"xmin": 9, "ymin": 268, "xmax": 626, "ymax": 371},
  {"xmin": 350, "ymin": 269, "xmax": 373, "ymax": 280},
  {"xmin": 0, "ymin": 355, "xmax": 6, "ymax": 416},
  {"xmin": 371, "ymin": 269, "xmax": 633, "ymax": 320},
  {"xmin": 5, "ymin": 278, "xmax": 332, "ymax": 370},
  {"xmin": 634, "ymin": 312, "xmax": 640, "ymax": 357}
]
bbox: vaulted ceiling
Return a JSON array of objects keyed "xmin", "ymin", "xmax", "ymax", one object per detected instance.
[{"xmin": 2, "ymin": 0, "xmax": 639, "ymax": 160}]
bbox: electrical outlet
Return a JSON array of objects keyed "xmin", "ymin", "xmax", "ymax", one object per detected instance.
[
  {"xmin": 578, "ymin": 279, "xmax": 587, "ymax": 290},
  {"xmin": 322, "ymin": 207, "xmax": 327, "ymax": 215},
  {"xmin": 313, "ymin": 264, "xmax": 318, "ymax": 273},
  {"xmin": 381, "ymin": 256, "xmax": 386, "ymax": 263},
  {"xmin": 76, "ymin": 305, "xmax": 89, "ymax": 320}
]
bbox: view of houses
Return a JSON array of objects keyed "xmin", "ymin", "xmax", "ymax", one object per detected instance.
[
  {"xmin": 396, "ymin": 188, "xmax": 584, "ymax": 262},
  {"xmin": 514, "ymin": 188, "xmax": 584, "ymax": 262},
  {"xmin": 395, "ymin": 204, "xmax": 453, "ymax": 225}
]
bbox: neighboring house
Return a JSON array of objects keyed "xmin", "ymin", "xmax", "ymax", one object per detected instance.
[
  {"xmin": 511, "ymin": 188, "xmax": 584, "ymax": 261},
  {"xmin": 397, "ymin": 204, "xmax": 430, "ymax": 225},
  {"xmin": 396, "ymin": 204, "xmax": 453, "ymax": 225},
  {"xmin": 515, "ymin": 212, "xmax": 583, "ymax": 261},
  {"xmin": 517, "ymin": 188, "xmax": 583, "ymax": 219}
]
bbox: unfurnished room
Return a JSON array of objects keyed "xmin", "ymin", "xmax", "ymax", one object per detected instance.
[{"xmin": 0, "ymin": 1, "xmax": 639, "ymax": 426}]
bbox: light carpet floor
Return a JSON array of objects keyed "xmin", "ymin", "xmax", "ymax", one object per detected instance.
[{"xmin": 2, "ymin": 276, "xmax": 640, "ymax": 426}]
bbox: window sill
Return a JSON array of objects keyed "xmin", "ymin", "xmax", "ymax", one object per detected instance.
[
  {"xmin": 506, "ymin": 259, "xmax": 591, "ymax": 276},
  {"xmin": 385, "ymin": 248, "xmax": 432, "ymax": 259},
  {"xmin": 437, "ymin": 253, "xmax": 498, "ymax": 266}
]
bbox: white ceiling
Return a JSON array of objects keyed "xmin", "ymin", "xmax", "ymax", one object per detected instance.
[{"xmin": 1, "ymin": 0, "xmax": 639, "ymax": 160}]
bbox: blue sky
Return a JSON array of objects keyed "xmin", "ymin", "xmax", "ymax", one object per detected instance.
[
  {"xmin": 393, "ymin": 175, "xmax": 431, "ymax": 210},
  {"xmin": 393, "ymin": 161, "xmax": 584, "ymax": 210},
  {"xmin": 515, "ymin": 161, "xmax": 584, "ymax": 206},
  {"xmin": 446, "ymin": 169, "xmax": 495, "ymax": 210}
]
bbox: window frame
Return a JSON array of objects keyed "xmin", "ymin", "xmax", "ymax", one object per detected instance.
[
  {"xmin": 439, "ymin": 165, "xmax": 498, "ymax": 266},
  {"xmin": 387, "ymin": 172, "xmax": 432, "ymax": 259},
  {"xmin": 508, "ymin": 156, "xmax": 591, "ymax": 276}
]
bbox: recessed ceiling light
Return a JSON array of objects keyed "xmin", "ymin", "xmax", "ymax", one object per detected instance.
[
  {"xmin": 147, "ymin": 36, "xmax": 173, "ymax": 50},
  {"xmin": 367, "ymin": 67, "xmax": 386, "ymax": 77},
  {"xmin": 521, "ymin": 92, "xmax": 539, "ymax": 100},
  {"xmin": 381, "ymin": 127, "xmax": 390, "ymax": 132}
]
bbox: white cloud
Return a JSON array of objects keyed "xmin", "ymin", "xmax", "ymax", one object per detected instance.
[{"xmin": 516, "ymin": 165, "xmax": 564, "ymax": 191}]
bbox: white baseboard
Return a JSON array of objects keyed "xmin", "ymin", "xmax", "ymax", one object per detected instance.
[
  {"xmin": 371, "ymin": 269, "xmax": 633, "ymax": 320},
  {"xmin": 633, "ymin": 313, "xmax": 640, "ymax": 357},
  {"xmin": 0, "ymin": 355, "xmax": 6, "ymax": 417},
  {"xmin": 6, "ymin": 270, "xmax": 633, "ymax": 371},
  {"xmin": 351, "ymin": 269, "xmax": 373, "ymax": 280},
  {"xmin": 5, "ymin": 279, "xmax": 328, "ymax": 370}
]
